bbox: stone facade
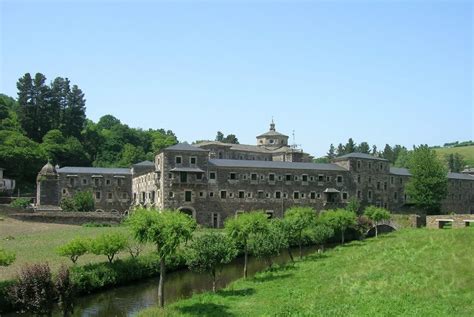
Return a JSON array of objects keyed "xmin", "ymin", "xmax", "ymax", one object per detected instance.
[
  {"xmin": 130, "ymin": 123, "xmax": 474, "ymax": 228},
  {"xmin": 0, "ymin": 168, "xmax": 16, "ymax": 194},
  {"xmin": 36, "ymin": 164, "xmax": 132, "ymax": 213}
]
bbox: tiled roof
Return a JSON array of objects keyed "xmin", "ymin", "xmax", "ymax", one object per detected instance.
[
  {"xmin": 208, "ymin": 159, "xmax": 347, "ymax": 171},
  {"xmin": 390, "ymin": 167, "xmax": 411, "ymax": 176},
  {"xmin": 57, "ymin": 167, "xmax": 131, "ymax": 175},
  {"xmin": 170, "ymin": 167, "xmax": 205, "ymax": 173},
  {"xmin": 448, "ymin": 172, "xmax": 474, "ymax": 181},
  {"xmin": 196, "ymin": 141, "xmax": 294, "ymax": 154},
  {"xmin": 133, "ymin": 161, "xmax": 154, "ymax": 166},
  {"xmin": 334, "ymin": 153, "xmax": 388, "ymax": 161},
  {"xmin": 389, "ymin": 167, "xmax": 474, "ymax": 180},
  {"xmin": 256, "ymin": 130, "xmax": 288, "ymax": 138}
]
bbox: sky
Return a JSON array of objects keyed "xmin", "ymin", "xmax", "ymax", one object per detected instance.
[{"xmin": 1, "ymin": 0, "xmax": 472, "ymax": 157}]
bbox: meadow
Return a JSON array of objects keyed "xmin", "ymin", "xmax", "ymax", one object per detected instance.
[
  {"xmin": 434, "ymin": 145, "xmax": 474, "ymax": 167},
  {"xmin": 140, "ymin": 228, "xmax": 474, "ymax": 317}
]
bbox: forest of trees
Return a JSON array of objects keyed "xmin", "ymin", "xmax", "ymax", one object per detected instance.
[{"xmin": 0, "ymin": 73, "xmax": 178, "ymax": 190}]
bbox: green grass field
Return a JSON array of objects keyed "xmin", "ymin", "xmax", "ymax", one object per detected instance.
[
  {"xmin": 434, "ymin": 145, "xmax": 474, "ymax": 167},
  {"xmin": 140, "ymin": 228, "xmax": 474, "ymax": 317}
]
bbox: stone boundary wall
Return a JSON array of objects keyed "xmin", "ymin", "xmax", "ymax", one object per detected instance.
[
  {"xmin": 9, "ymin": 211, "xmax": 123, "ymax": 225},
  {"xmin": 426, "ymin": 214, "xmax": 474, "ymax": 229},
  {"xmin": 0, "ymin": 204, "xmax": 33, "ymax": 215}
]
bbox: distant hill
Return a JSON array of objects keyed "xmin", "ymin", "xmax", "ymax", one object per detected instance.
[{"xmin": 434, "ymin": 145, "xmax": 474, "ymax": 167}]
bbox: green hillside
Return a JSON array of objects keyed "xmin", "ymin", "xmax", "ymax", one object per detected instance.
[
  {"xmin": 434, "ymin": 145, "xmax": 474, "ymax": 167},
  {"xmin": 140, "ymin": 229, "xmax": 474, "ymax": 317}
]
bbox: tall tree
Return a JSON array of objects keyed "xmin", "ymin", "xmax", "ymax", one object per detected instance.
[
  {"xmin": 215, "ymin": 131, "xmax": 224, "ymax": 142},
  {"xmin": 336, "ymin": 143, "xmax": 345, "ymax": 156},
  {"xmin": 372, "ymin": 145, "xmax": 378, "ymax": 156},
  {"xmin": 382, "ymin": 144, "xmax": 394, "ymax": 162},
  {"xmin": 222, "ymin": 134, "xmax": 239, "ymax": 144},
  {"xmin": 405, "ymin": 145, "xmax": 448, "ymax": 214},
  {"xmin": 327, "ymin": 144, "xmax": 336, "ymax": 159},
  {"xmin": 63, "ymin": 85, "xmax": 86, "ymax": 139},
  {"xmin": 446, "ymin": 153, "xmax": 465, "ymax": 173},
  {"xmin": 357, "ymin": 142, "xmax": 371, "ymax": 154},
  {"xmin": 345, "ymin": 138, "xmax": 356, "ymax": 154},
  {"xmin": 283, "ymin": 207, "xmax": 317, "ymax": 259}
]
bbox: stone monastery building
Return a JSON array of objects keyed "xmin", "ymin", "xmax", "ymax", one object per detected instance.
[{"xmin": 37, "ymin": 121, "xmax": 474, "ymax": 227}]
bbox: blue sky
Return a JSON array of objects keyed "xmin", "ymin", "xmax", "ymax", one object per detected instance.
[{"xmin": 1, "ymin": 0, "xmax": 472, "ymax": 157}]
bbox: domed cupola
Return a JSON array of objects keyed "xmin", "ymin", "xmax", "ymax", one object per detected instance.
[{"xmin": 256, "ymin": 119, "xmax": 289, "ymax": 147}]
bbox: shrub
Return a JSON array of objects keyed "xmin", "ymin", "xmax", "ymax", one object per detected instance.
[
  {"xmin": 57, "ymin": 237, "xmax": 89, "ymax": 264},
  {"xmin": 9, "ymin": 198, "xmax": 30, "ymax": 209},
  {"xmin": 82, "ymin": 222, "xmax": 112, "ymax": 228},
  {"xmin": 74, "ymin": 191, "xmax": 95, "ymax": 212},
  {"xmin": 55, "ymin": 265, "xmax": 75, "ymax": 316},
  {"xmin": 9, "ymin": 263, "xmax": 56, "ymax": 316},
  {"xmin": 0, "ymin": 248, "xmax": 15, "ymax": 266},
  {"xmin": 89, "ymin": 233, "xmax": 128, "ymax": 263},
  {"xmin": 249, "ymin": 219, "xmax": 288, "ymax": 267},
  {"xmin": 0, "ymin": 280, "xmax": 16, "ymax": 313},
  {"xmin": 320, "ymin": 209, "xmax": 357, "ymax": 244},
  {"xmin": 283, "ymin": 206, "xmax": 317, "ymax": 259},
  {"xmin": 60, "ymin": 197, "xmax": 77, "ymax": 212}
]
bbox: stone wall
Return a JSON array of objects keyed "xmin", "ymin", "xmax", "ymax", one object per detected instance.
[
  {"xmin": 9, "ymin": 211, "xmax": 123, "ymax": 225},
  {"xmin": 426, "ymin": 214, "xmax": 474, "ymax": 229}
]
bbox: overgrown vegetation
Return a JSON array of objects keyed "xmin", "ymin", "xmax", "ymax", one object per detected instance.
[{"xmin": 9, "ymin": 198, "xmax": 30, "ymax": 209}]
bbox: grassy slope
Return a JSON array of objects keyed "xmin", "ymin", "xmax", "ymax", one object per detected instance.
[
  {"xmin": 434, "ymin": 145, "xmax": 474, "ymax": 166},
  {"xmin": 140, "ymin": 229, "xmax": 474, "ymax": 317}
]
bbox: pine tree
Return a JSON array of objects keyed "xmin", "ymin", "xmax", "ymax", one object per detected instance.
[
  {"xmin": 382, "ymin": 144, "xmax": 394, "ymax": 162},
  {"xmin": 372, "ymin": 145, "xmax": 378, "ymax": 156},
  {"xmin": 215, "ymin": 131, "xmax": 224, "ymax": 142},
  {"xmin": 336, "ymin": 143, "xmax": 345, "ymax": 156},
  {"xmin": 63, "ymin": 85, "xmax": 86, "ymax": 139},
  {"xmin": 357, "ymin": 142, "xmax": 370, "ymax": 154},
  {"xmin": 327, "ymin": 144, "xmax": 336, "ymax": 158},
  {"xmin": 345, "ymin": 138, "xmax": 356, "ymax": 154}
]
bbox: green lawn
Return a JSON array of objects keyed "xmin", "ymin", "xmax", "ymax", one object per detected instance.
[
  {"xmin": 140, "ymin": 228, "xmax": 474, "ymax": 317},
  {"xmin": 434, "ymin": 145, "xmax": 474, "ymax": 167}
]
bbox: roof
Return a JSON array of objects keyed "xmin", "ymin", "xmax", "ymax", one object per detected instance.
[
  {"xmin": 390, "ymin": 167, "xmax": 411, "ymax": 176},
  {"xmin": 334, "ymin": 153, "xmax": 389, "ymax": 162},
  {"xmin": 196, "ymin": 141, "xmax": 294, "ymax": 154},
  {"xmin": 165, "ymin": 142, "xmax": 208, "ymax": 152},
  {"xmin": 170, "ymin": 167, "xmax": 205, "ymax": 173},
  {"xmin": 133, "ymin": 161, "xmax": 154, "ymax": 167},
  {"xmin": 57, "ymin": 167, "xmax": 131, "ymax": 175},
  {"xmin": 256, "ymin": 130, "xmax": 289, "ymax": 138},
  {"xmin": 448, "ymin": 172, "xmax": 474, "ymax": 181},
  {"xmin": 208, "ymin": 159, "xmax": 347, "ymax": 171}
]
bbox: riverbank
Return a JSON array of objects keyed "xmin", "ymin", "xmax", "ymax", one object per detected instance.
[{"xmin": 139, "ymin": 228, "xmax": 474, "ymax": 316}]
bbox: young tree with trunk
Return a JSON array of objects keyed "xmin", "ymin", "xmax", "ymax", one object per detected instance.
[
  {"xmin": 364, "ymin": 206, "xmax": 391, "ymax": 237},
  {"xmin": 186, "ymin": 232, "xmax": 237, "ymax": 292},
  {"xmin": 320, "ymin": 209, "xmax": 357, "ymax": 244},
  {"xmin": 248, "ymin": 219, "xmax": 288, "ymax": 268},
  {"xmin": 225, "ymin": 211, "xmax": 269, "ymax": 278},
  {"xmin": 89, "ymin": 232, "xmax": 128, "ymax": 263},
  {"xmin": 57, "ymin": 237, "xmax": 89, "ymax": 264},
  {"xmin": 127, "ymin": 208, "xmax": 196, "ymax": 307},
  {"xmin": 283, "ymin": 207, "xmax": 317, "ymax": 259}
]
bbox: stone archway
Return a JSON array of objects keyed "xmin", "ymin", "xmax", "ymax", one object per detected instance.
[
  {"xmin": 366, "ymin": 224, "xmax": 397, "ymax": 237},
  {"xmin": 178, "ymin": 207, "xmax": 196, "ymax": 219}
]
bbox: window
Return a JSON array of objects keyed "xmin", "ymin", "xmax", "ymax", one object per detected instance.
[
  {"xmin": 357, "ymin": 190, "xmax": 361, "ymax": 199},
  {"xmin": 266, "ymin": 193, "xmax": 270, "ymax": 198},
  {"xmin": 141, "ymin": 192, "xmax": 146, "ymax": 202},
  {"xmin": 107, "ymin": 192, "xmax": 113, "ymax": 200},
  {"xmin": 69, "ymin": 178, "xmax": 75, "ymax": 186},
  {"xmin": 94, "ymin": 178, "xmax": 100, "ymax": 186},
  {"xmin": 266, "ymin": 210, "xmax": 274, "ymax": 219},
  {"xmin": 316, "ymin": 193, "xmax": 321, "ymax": 199},
  {"xmin": 286, "ymin": 174, "xmax": 292, "ymax": 181},
  {"xmin": 199, "ymin": 191, "xmax": 204, "ymax": 197},
  {"xmin": 269, "ymin": 173, "xmax": 275, "ymax": 181},
  {"xmin": 62, "ymin": 188, "xmax": 67, "ymax": 195},
  {"xmin": 196, "ymin": 173, "xmax": 203, "ymax": 180},
  {"xmin": 390, "ymin": 176, "xmax": 394, "ymax": 185},
  {"xmin": 379, "ymin": 163, "xmax": 383, "ymax": 170},
  {"xmin": 190, "ymin": 157, "xmax": 197, "ymax": 165},
  {"xmin": 238, "ymin": 191, "xmax": 245, "ymax": 199},
  {"xmin": 337, "ymin": 176, "xmax": 343, "ymax": 183},
  {"xmin": 212, "ymin": 213, "xmax": 219, "ymax": 228},
  {"xmin": 318, "ymin": 174, "xmax": 324, "ymax": 182},
  {"xmin": 400, "ymin": 178, "xmax": 403, "ymax": 185},
  {"xmin": 122, "ymin": 192, "xmax": 128, "ymax": 199},
  {"xmin": 117, "ymin": 178, "xmax": 123, "ymax": 186},
  {"xmin": 357, "ymin": 175, "xmax": 361, "ymax": 183},
  {"xmin": 377, "ymin": 182, "xmax": 381, "ymax": 190},
  {"xmin": 310, "ymin": 176, "xmax": 315, "ymax": 181},
  {"xmin": 175, "ymin": 156, "xmax": 182, "ymax": 164},
  {"xmin": 209, "ymin": 172, "xmax": 216, "ymax": 180},
  {"xmin": 105, "ymin": 179, "xmax": 110, "ymax": 185},
  {"xmin": 260, "ymin": 175, "xmax": 265, "ymax": 180},
  {"xmin": 230, "ymin": 173, "xmax": 236, "ymax": 180},
  {"xmin": 257, "ymin": 191, "xmax": 264, "ymax": 199},
  {"xmin": 168, "ymin": 173, "xmax": 172, "ymax": 179},
  {"xmin": 368, "ymin": 190, "xmax": 372, "ymax": 200},
  {"xmin": 326, "ymin": 176, "xmax": 330, "ymax": 182},
  {"xmin": 247, "ymin": 192, "xmax": 252, "ymax": 198},
  {"xmin": 251, "ymin": 173, "xmax": 258, "ymax": 181},
  {"xmin": 209, "ymin": 192, "xmax": 214, "ymax": 198},
  {"xmin": 357, "ymin": 160, "xmax": 361, "ymax": 170},
  {"xmin": 368, "ymin": 162, "xmax": 372, "ymax": 169},
  {"xmin": 185, "ymin": 191, "xmax": 192, "ymax": 202},
  {"xmin": 384, "ymin": 182, "xmax": 387, "ymax": 190},
  {"xmin": 302, "ymin": 175, "xmax": 308, "ymax": 182},
  {"xmin": 220, "ymin": 191, "xmax": 227, "ymax": 199},
  {"xmin": 229, "ymin": 192, "xmax": 234, "ymax": 198},
  {"xmin": 294, "ymin": 176, "xmax": 299, "ymax": 181},
  {"xmin": 169, "ymin": 191, "xmax": 174, "ymax": 198},
  {"xmin": 394, "ymin": 192, "xmax": 398, "ymax": 200},
  {"xmin": 368, "ymin": 176, "xmax": 372, "ymax": 183},
  {"xmin": 310, "ymin": 192, "xmax": 316, "ymax": 199},
  {"xmin": 275, "ymin": 191, "xmax": 281, "ymax": 199},
  {"xmin": 342, "ymin": 192, "xmax": 348, "ymax": 200},
  {"xmin": 82, "ymin": 178, "xmax": 87, "ymax": 185},
  {"xmin": 293, "ymin": 192, "xmax": 300, "ymax": 199},
  {"xmin": 95, "ymin": 191, "xmax": 101, "ymax": 200}
]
